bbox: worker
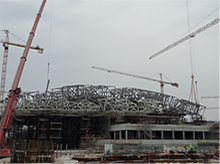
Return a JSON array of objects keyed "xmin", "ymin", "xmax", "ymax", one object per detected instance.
[
  {"xmin": 190, "ymin": 144, "xmax": 193, "ymax": 151},
  {"xmin": 194, "ymin": 143, "xmax": 198, "ymax": 152},
  {"xmin": 184, "ymin": 144, "xmax": 188, "ymax": 153}
]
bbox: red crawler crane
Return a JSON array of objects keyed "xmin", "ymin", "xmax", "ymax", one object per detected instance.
[{"xmin": 0, "ymin": 0, "xmax": 46, "ymax": 157}]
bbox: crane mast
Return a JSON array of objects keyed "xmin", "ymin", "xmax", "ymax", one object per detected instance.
[
  {"xmin": 92, "ymin": 66, "xmax": 178, "ymax": 94},
  {"xmin": 0, "ymin": 30, "xmax": 9, "ymax": 103},
  {"xmin": 0, "ymin": 0, "xmax": 46, "ymax": 157}
]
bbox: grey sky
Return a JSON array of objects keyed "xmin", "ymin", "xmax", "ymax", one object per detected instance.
[{"xmin": 0, "ymin": 0, "xmax": 219, "ymax": 121}]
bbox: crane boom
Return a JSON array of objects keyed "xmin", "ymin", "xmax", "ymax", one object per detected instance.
[
  {"xmin": 0, "ymin": 0, "xmax": 46, "ymax": 157},
  {"xmin": 0, "ymin": 41, "xmax": 44, "ymax": 53},
  {"xmin": 92, "ymin": 66, "xmax": 178, "ymax": 94},
  {"xmin": 149, "ymin": 16, "xmax": 220, "ymax": 60}
]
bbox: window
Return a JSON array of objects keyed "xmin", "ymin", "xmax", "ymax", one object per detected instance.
[
  {"xmin": 163, "ymin": 131, "xmax": 172, "ymax": 139},
  {"xmin": 152, "ymin": 131, "xmax": 161, "ymax": 139},
  {"xmin": 128, "ymin": 130, "xmax": 138, "ymax": 139},
  {"xmin": 174, "ymin": 131, "xmax": 183, "ymax": 140},
  {"xmin": 110, "ymin": 131, "xmax": 114, "ymax": 139},
  {"xmin": 121, "ymin": 131, "xmax": 125, "ymax": 139},
  {"xmin": 205, "ymin": 132, "xmax": 210, "ymax": 139},
  {"xmin": 115, "ymin": 131, "xmax": 119, "ymax": 139},
  {"xmin": 185, "ymin": 131, "xmax": 193, "ymax": 140},
  {"xmin": 195, "ymin": 132, "xmax": 203, "ymax": 140}
]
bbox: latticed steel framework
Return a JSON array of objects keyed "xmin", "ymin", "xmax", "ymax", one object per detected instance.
[
  {"xmin": 9, "ymin": 85, "xmax": 206, "ymax": 149},
  {"xmin": 17, "ymin": 85, "xmax": 205, "ymax": 120}
]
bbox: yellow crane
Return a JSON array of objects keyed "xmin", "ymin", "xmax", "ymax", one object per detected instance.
[
  {"xmin": 92, "ymin": 66, "xmax": 178, "ymax": 94},
  {"xmin": 0, "ymin": 30, "xmax": 43, "ymax": 102}
]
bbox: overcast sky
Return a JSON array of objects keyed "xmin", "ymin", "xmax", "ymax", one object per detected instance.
[{"xmin": 0, "ymin": 0, "xmax": 219, "ymax": 121}]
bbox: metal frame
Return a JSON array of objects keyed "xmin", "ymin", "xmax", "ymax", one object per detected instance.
[{"xmin": 17, "ymin": 85, "xmax": 205, "ymax": 121}]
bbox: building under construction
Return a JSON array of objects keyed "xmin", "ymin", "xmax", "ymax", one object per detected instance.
[{"xmin": 2, "ymin": 84, "xmax": 219, "ymax": 162}]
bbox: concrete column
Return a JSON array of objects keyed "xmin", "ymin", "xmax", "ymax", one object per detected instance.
[
  {"xmin": 138, "ymin": 131, "xmax": 140, "ymax": 139},
  {"xmin": 150, "ymin": 131, "xmax": 152, "ymax": 140},
  {"xmin": 193, "ymin": 131, "xmax": 195, "ymax": 140},
  {"xmin": 125, "ymin": 130, "xmax": 128, "ymax": 139},
  {"xmin": 161, "ymin": 131, "xmax": 163, "ymax": 140},
  {"xmin": 114, "ymin": 131, "xmax": 116, "ymax": 139},
  {"xmin": 203, "ymin": 132, "xmax": 205, "ymax": 140},
  {"xmin": 119, "ymin": 131, "xmax": 122, "ymax": 139},
  {"xmin": 172, "ymin": 131, "xmax": 175, "ymax": 140},
  {"xmin": 183, "ymin": 131, "xmax": 185, "ymax": 140},
  {"xmin": 66, "ymin": 144, "xmax": 68, "ymax": 155},
  {"xmin": 60, "ymin": 144, "xmax": 63, "ymax": 155}
]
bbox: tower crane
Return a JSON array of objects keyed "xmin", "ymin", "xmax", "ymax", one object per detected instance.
[
  {"xmin": 92, "ymin": 66, "xmax": 178, "ymax": 94},
  {"xmin": 0, "ymin": 30, "xmax": 43, "ymax": 103},
  {"xmin": 149, "ymin": 16, "xmax": 220, "ymax": 60},
  {"xmin": 0, "ymin": 0, "xmax": 46, "ymax": 157}
]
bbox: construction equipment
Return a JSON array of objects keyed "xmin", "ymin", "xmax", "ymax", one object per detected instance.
[
  {"xmin": 0, "ymin": 30, "xmax": 43, "ymax": 103},
  {"xmin": 201, "ymin": 96, "xmax": 219, "ymax": 99},
  {"xmin": 0, "ymin": 0, "xmax": 46, "ymax": 157},
  {"xmin": 0, "ymin": 40, "xmax": 43, "ymax": 53},
  {"xmin": 201, "ymin": 96, "xmax": 219, "ymax": 110},
  {"xmin": 92, "ymin": 66, "xmax": 178, "ymax": 94},
  {"xmin": 205, "ymin": 107, "xmax": 220, "ymax": 110},
  {"xmin": 149, "ymin": 16, "xmax": 220, "ymax": 60}
]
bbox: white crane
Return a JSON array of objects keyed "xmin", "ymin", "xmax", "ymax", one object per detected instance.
[{"xmin": 149, "ymin": 16, "xmax": 220, "ymax": 60}]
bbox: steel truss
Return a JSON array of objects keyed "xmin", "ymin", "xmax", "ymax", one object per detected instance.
[
  {"xmin": 8, "ymin": 85, "xmax": 207, "ymax": 150},
  {"xmin": 17, "ymin": 85, "xmax": 205, "ymax": 121}
]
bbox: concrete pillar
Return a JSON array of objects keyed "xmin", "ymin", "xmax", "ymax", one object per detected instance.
[
  {"xmin": 193, "ymin": 131, "xmax": 195, "ymax": 140},
  {"xmin": 203, "ymin": 132, "xmax": 205, "ymax": 140},
  {"xmin": 114, "ymin": 131, "xmax": 116, "ymax": 139},
  {"xmin": 138, "ymin": 131, "xmax": 140, "ymax": 139},
  {"xmin": 125, "ymin": 130, "xmax": 128, "ymax": 139},
  {"xmin": 183, "ymin": 131, "xmax": 185, "ymax": 140},
  {"xmin": 150, "ymin": 131, "xmax": 152, "ymax": 140},
  {"xmin": 60, "ymin": 144, "xmax": 63, "ymax": 155},
  {"xmin": 172, "ymin": 131, "xmax": 175, "ymax": 140},
  {"xmin": 66, "ymin": 144, "xmax": 68, "ymax": 155},
  {"xmin": 161, "ymin": 131, "xmax": 163, "ymax": 140},
  {"xmin": 119, "ymin": 131, "xmax": 122, "ymax": 139}
]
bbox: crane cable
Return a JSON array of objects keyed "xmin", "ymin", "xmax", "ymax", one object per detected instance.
[
  {"xmin": 7, "ymin": 30, "xmax": 26, "ymax": 43},
  {"xmin": 185, "ymin": 0, "xmax": 194, "ymax": 76},
  {"xmin": 45, "ymin": 1, "xmax": 53, "ymax": 94},
  {"xmin": 185, "ymin": 0, "xmax": 198, "ymax": 104},
  {"xmin": 48, "ymin": 1, "xmax": 53, "ymax": 81}
]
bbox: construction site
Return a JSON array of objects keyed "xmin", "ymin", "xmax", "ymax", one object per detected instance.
[
  {"xmin": 0, "ymin": 0, "xmax": 219, "ymax": 163},
  {"xmin": 0, "ymin": 84, "xmax": 217, "ymax": 163}
]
